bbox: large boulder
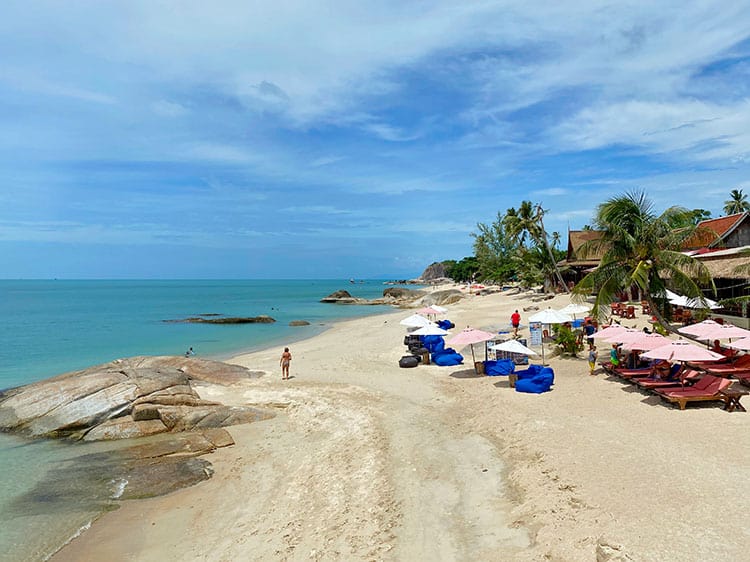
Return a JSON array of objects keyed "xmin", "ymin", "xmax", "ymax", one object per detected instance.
[
  {"xmin": 417, "ymin": 289, "xmax": 464, "ymax": 306},
  {"xmin": 382, "ymin": 287, "xmax": 424, "ymax": 301},
  {"xmin": 0, "ymin": 356, "xmax": 274, "ymax": 441},
  {"xmin": 419, "ymin": 262, "xmax": 448, "ymax": 281},
  {"xmin": 320, "ymin": 290, "xmax": 365, "ymax": 304}
]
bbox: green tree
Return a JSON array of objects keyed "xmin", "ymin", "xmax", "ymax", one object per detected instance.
[
  {"xmin": 443, "ymin": 257, "xmax": 479, "ymax": 282},
  {"xmin": 503, "ymin": 201, "xmax": 567, "ymax": 292},
  {"xmin": 472, "ymin": 213, "xmax": 519, "ymax": 282},
  {"xmin": 723, "ymin": 189, "xmax": 750, "ymax": 215},
  {"xmin": 572, "ymin": 190, "xmax": 715, "ymax": 329}
]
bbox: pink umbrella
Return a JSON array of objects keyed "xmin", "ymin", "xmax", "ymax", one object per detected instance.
[
  {"xmin": 619, "ymin": 332, "xmax": 670, "ymax": 351},
  {"xmin": 677, "ymin": 319, "xmax": 722, "ymax": 338},
  {"xmin": 603, "ymin": 328, "xmax": 640, "ymax": 343},
  {"xmin": 592, "ymin": 324, "xmax": 629, "ymax": 340},
  {"xmin": 446, "ymin": 327, "xmax": 496, "ymax": 366},
  {"xmin": 726, "ymin": 337, "xmax": 750, "ymax": 351},
  {"xmin": 417, "ymin": 306, "xmax": 442, "ymax": 318},
  {"xmin": 641, "ymin": 340, "xmax": 725, "ymax": 362},
  {"xmin": 699, "ymin": 324, "xmax": 750, "ymax": 342}
]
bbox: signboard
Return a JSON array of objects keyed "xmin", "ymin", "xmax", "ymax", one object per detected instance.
[{"xmin": 529, "ymin": 322, "xmax": 542, "ymax": 346}]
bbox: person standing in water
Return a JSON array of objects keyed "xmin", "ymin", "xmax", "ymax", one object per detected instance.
[{"xmin": 280, "ymin": 347, "xmax": 292, "ymax": 380}]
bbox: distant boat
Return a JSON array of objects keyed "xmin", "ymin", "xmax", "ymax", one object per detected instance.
[{"xmin": 349, "ymin": 278, "xmax": 356, "ymax": 284}]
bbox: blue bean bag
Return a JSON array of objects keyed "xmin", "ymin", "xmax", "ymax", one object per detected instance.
[
  {"xmin": 420, "ymin": 335, "xmax": 445, "ymax": 353},
  {"xmin": 484, "ymin": 359, "xmax": 516, "ymax": 376},
  {"xmin": 515, "ymin": 365, "xmax": 554, "ymax": 393},
  {"xmin": 431, "ymin": 351, "xmax": 464, "ymax": 366},
  {"xmin": 437, "ymin": 319, "xmax": 455, "ymax": 330}
]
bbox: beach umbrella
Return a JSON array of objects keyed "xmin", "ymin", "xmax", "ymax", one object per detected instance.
[
  {"xmin": 400, "ymin": 314, "xmax": 432, "ymax": 328},
  {"xmin": 410, "ymin": 324, "xmax": 449, "ymax": 336},
  {"xmin": 618, "ymin": 332, "xmax": 669, "ymax": 351},
  {"xmin": 527, "ymin": 308, "xmax": 572, "ymax": 365},
  {"xmin": 559, "ymin": 303, "xmax": 591, "ymax": 319},
  {"xmin": 592, "ymin": 324, "xmax": 628, "ymax": 340},
  {"xmin": 528, "ymin": 308, "xmax": 573, "ymax": 324},
  {"xmin": 417, "ymin": 306, "xmax": 442, "ymax": 319},
  {"xmin": 603, "ymin": 328, "xmax": 640, "ymax": 344},
  {"xmin": 488, "ymin": 339, "xmax": 538, "ymax": 356},
  {"xmin": 699, "ymin": 324, "xmax": 750, "ymax": 342},
  {"xmin": 678, "ymin": 319, "xmax": 722, "ymax": 338},
  {"xmin": 641, "ymin": 340, "xmax": 725, "ymax": 362},
  {"xmin": 726, "ymin": 337, "xmax": 750, "ymax": 351},
  {"xmin": 446, "ymin": 327, "xmax": 496, "ymax": 367},
  {"xmin": 666, "ymin": 289, "xmax": 720, "ymax": 309},
  {"xmin": 431, "ymin": 304, "xmax": 449, "ymax": 313}
]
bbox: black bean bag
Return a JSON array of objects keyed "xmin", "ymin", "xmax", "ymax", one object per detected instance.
[{"xmin": 399, "ymin": 355, "xmax": 420, "ymax": 368}]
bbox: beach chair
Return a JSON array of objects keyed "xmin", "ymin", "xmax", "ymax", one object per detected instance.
[
  {"xmin": 696, "ymin": 355, "xmax": 750, "ymax": 375},
  {"xmin": 654, "ymin": 375, "xmax": 733, "ymax": 410},
  {"xmin": 635, "ymin": 367, "xmax": 700, "ymax": 391},
  {"xmin": 623, "ymin": 306, "xmax": 636, "ymax": 319}
]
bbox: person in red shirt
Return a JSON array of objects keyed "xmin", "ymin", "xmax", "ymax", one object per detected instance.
[{"xmin": 511, "ymin": 310, "xmax": 521, "ymax": 337}]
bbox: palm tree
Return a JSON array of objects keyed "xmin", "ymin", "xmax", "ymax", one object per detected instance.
[
  {"xmin": 572, "ymin": 190, "xmax": 715, "ymax": 329},
  {"xmin": 503, "ymin": 202, "xmax": 568, "ymax": 292},
  {"xmin": 723, "ymin": 189, "xmax": 750, "ymax": 215}
]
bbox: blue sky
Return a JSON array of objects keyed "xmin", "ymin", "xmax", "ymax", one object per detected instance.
[{"xmin": 3, "ymin": 1, "xmax": 750, "ymax": 279}]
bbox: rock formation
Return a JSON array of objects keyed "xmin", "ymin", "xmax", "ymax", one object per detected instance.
[
  {"xmin": 289, "ymin": 320, "xmax": 311, "ymax": 326},
  {"xmin": 165, "ymin": 316, "xmax": 276, "ymax": 324},
  {"xmin": 418, "ymin": 262, "xmax": 448, "ymax": 281},
  {"xmin": 0, "ymin": 356, "xmax": 273, "ymax": 441}
]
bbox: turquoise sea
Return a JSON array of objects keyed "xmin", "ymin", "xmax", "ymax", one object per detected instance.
[{"xmin": 0, "ymin": 279, "xmax": 406, "ymax": 561}]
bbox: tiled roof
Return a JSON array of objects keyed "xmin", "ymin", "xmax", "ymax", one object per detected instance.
[{"xmin": 685, "ymin": 212, "xmax": 748, "ymax": 249}]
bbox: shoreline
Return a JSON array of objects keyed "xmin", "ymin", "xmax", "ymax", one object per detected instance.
[{"xmin": 52, "ymin": 287, "xmax": 749, "ymax": 561}]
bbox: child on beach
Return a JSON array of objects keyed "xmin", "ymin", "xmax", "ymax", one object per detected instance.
[
  {"xmin": 280, "ymin": 347, "xmax": 292, "ymax": 380},
  {"xmin": 588, "ymin": 346, "xmax": 598, "ymax": 375},
  {"xmin": 609, "ymin": 344, "xmax": 620, "ymax": 368}
]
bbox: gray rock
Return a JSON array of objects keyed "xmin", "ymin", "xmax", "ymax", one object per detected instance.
[
  {"xmin": 0, "ymin": 356, "xmax": 274, "ymax": 441},
  {"xmin": 289, "ymin": 320, "xmax": 311, "ymax": 326}
]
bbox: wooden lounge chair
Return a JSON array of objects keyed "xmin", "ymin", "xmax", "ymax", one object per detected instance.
[
  {"xmin": 635, "ymin": 368, "xmax": 700, "ymax": 391},
  {"xmin": 654, "ymin": 375, "xmax": 733, "ymax": 410}
]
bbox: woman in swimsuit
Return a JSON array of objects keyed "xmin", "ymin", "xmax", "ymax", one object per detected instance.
[{"xmin": 280, "ymin": 347, "xmax": 292, "ymax": 380}]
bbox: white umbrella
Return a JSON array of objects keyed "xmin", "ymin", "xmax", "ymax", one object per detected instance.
[
  {"xmin": 699, "ymin": 324, "xmax": 750, "ymax": 341},
  {"xmin": 528, "ymin": 308, "xmax": 573, "ymax": 365},
  {"xmin": 678, "ymin": 319, "xmax": 722, "ymax": 337},
  {"xmin": 399, "ymin": 314, "xmax": 431, "ymax": 328},
  {"xmin": 488, "ymin": 339, "xmax": 538, "ymax": 356},
  {"xmin": 431, "ymin": 304, "xmax": 449, "ymax": 313},
  {"xmin": 666, "ymin": 290, "xmax": 719, "ymax": 309},
  {"xmin": 559, "ymin": 303, "xmax": 591, "ymax": 319},
  {"xmin": 411, "ymin": 324, "xmax": 449, "ymax": 336},
  {"xmin": 528, "ymin": 308, "xmax": 573, "ymax": 324}
]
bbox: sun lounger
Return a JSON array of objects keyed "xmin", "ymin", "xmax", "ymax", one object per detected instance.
[
  {"xmin": 635, "ymin": 368, "xmax": 700, "ymax": 390},
  {"xmin": 690, "ymin": 355, "xmax": 750, "ymax": 373},
  {"xmin": 654, "ymin": 375, "xmax": 733, "ymax": 410}
]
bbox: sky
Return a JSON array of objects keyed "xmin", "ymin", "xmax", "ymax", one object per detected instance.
[{"xmin": 3, "ymin": 1, "xmax": 750, "ymax": 279}]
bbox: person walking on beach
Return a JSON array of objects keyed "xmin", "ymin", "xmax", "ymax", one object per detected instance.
[
  {"xmin": 185, "ymin": 347, "xmax": 194, "ymax": 357},
  {"xmin": 280, "ymin": 347, "xmax": 292, "ymax": 380},
  {"xmin": 588, "ymin": 346, "xmax": 598, "ymax": 375},
  {"xmin": 583, "ymin": 319, "xmax": 596, "ymax": 350},
  {"xmin": 511, "ymin": 310, "xmax": 521, "ymax": 338}
]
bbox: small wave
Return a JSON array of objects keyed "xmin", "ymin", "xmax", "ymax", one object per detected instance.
[{"xmin": 44, "ymin": 520, "xmax": 92, "ymax": 561}]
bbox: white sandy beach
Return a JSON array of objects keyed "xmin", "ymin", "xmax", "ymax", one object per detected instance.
[{"xmin": 54, "ymin": 288, "xmax": 749, "ymax": 561}]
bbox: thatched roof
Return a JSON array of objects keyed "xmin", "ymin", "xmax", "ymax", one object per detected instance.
[
  {"xmin": 566, "ymin": 230, "xmax": 606, "ymax": 261},
  {"xmin": 696, "ymin": 255, "xmax": 750, "ymax": 279}
]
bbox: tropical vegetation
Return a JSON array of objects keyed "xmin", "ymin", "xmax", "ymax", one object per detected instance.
[
  {"xmin": 571, "ymin": 190, "xmax": 715, "ymax": 327},
  {"xmin": 723, "ymin": 188, "xmax": 750, "ymax": 215}
]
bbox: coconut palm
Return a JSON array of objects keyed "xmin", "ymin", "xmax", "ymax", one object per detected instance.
[
  {"xmin": 723, "ymin": 189, "xmax": 750, "ymax": 215},
  {"xmin": 572, "ymin": 190, "xmax": 715, "ymax": 329},
  {"xmin": 503, "ymin": 202, "xmax": 568, "ymax": 292}
]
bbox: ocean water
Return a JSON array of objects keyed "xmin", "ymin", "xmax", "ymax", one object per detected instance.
[{"xmin": 0, "ymin": 279, "xmax": 407, "ymax": 561}]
